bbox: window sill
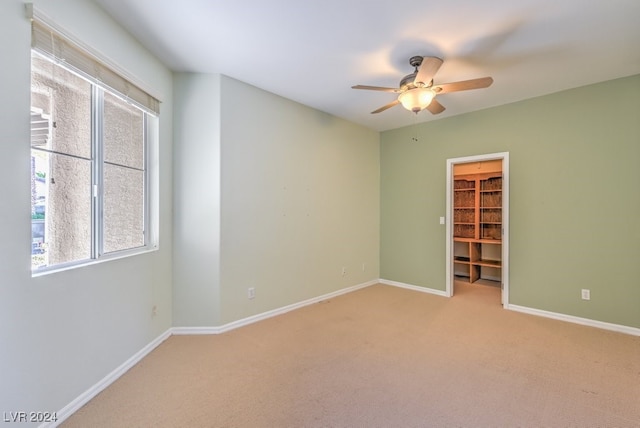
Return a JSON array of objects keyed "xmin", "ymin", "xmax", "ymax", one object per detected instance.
[{"xmin": 31, "ymin": 245, "xmax": 159, "ymax": 278}]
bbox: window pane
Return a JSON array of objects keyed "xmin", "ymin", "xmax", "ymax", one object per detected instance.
[
  {"xmin": 31, "ymin": 53, "xmax": 92, "ymax": 159},
  {"xmin": 103, "ymin": 164, "xmax": 145, "ymax": 253},
  {"xmin": 104, "ymin": 91, "xmax": 144, "ymax": 170},
  {"xmin": 30, "ymin": 46, "xmax": 154, "ymax": 272},
  {"xmin": 31, "ymin": 150, "xmax": 48, "ymax": 269},
  {"xmin": 31, "ymin": 151, "xmax": 92, "ymax": 269}
]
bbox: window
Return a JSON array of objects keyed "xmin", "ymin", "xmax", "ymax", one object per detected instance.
[{"xmin": 30, "ymin": 18, "xmax": 159, "ymax": 272}]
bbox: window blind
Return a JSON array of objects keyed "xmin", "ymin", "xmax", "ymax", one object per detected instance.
[{"xmin": 30, "ymin": 18, "xmax": 160, "ymax": 115}]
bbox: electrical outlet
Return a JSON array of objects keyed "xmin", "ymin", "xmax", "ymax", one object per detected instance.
[
  {"xmin": 341, "ymin": 267, "xmax": 346, "ymax": 276},
  {"xmin": 581, "ymin": 289, "xmax": 590, "ymax": 300},
  {"xmin": 248, "ymin": 287, "xmax": 256, "ymax": 299},
  {"xmin": 152, "ymin": 305, "xmax": 157, "ymax": 317},
  {"xmin": 362, "ymin": 262, "xmax": 366, "ymax": 272}
]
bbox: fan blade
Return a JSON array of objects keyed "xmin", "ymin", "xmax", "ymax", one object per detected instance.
[
  {"xmin": 352, "ymin": 85, "xmax": 400, "ymax": 93},
  {"xmin": 371, "ymin": 99, "xmax": 400, "ymax": 114},
  {"xmin": 414, "ymin": 57, "xmax": 443, "ymax": 86},
  {"xmin": 434, "ymin": 77, "xmax": 493, "ymax": 94},
  {"xmin": 426, "ymin": 98, "xmax": 446, "ymax": 114}
]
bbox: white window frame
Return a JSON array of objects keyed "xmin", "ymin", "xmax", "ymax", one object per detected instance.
[{"xmin": 29, "ymin": 7, "xmax": 160, "ymax": 276}]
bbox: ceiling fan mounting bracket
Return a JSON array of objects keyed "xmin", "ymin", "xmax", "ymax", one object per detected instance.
[{"xmin": 408, "ymin": 56, "xmax": 424, "ymax": 68}]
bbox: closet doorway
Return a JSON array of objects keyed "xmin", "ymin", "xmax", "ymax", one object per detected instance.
[{"xmin": 445, "ymin": 153, "xmax": 509, "ymax": 305}]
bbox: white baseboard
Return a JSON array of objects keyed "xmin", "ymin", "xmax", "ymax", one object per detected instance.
[
  {"xmin": 379, "ymin": 278, "xmax": 448, "ymax": 297},
  {"xmin": 51, "ymin": 280, "xmax": 378, "ymax": 426},
  {"xmin": 44, "ymin": 329, "xmax": 172, "ymax": 428},
  {"xmin": 507, "ymin": 304, "xmax": 640, "ymax": 337},
  {"xmin": 50, "ymin": 279, "xmax": 638, "ymax": 427},
  {"xmin": 171, "ymin": 325, "xmax": 224, "ymax": 335},
  {"xmin": 380, "ymin": 279, "xmax": 640, "ymax": 337},
  {"xmin": 172, "ymin": 279, "xmax": 379, "ymax": 336}
]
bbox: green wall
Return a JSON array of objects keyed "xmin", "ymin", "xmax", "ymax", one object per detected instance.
[{"xmin": 381, "ymin": 74, "xmax": 640, "ymax": 328}]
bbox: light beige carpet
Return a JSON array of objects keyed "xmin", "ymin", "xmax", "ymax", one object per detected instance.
[{"xmin": 63, "ymin": 282, "xmax": 640, "ymax": 427}]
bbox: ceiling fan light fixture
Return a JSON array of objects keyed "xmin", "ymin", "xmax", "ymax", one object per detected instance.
[{"xmin": 398, "ymin": 88, "xmax": 436, "ymax": 113}]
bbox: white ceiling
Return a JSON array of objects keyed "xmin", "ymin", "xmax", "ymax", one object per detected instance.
[{"xmin": 95, "ymin": 0, "xmax": 640, "ymax": 132}]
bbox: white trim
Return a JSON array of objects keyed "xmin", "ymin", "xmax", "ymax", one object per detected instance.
[
  {"xmin": 446, "ymin": 152, "xmax": 510, "ymax": 305},
  {"xmin": 171, "ymin": 325, "xmax": 224, "ymax": 335},
  {"xmin": 379, "ymin": 279, "xmax": 448, "ymax": 297},
  {"xmin": 507, "ymin": 304, "xmax": 640, "ymax": 337},
  {"xmin": 47, "ymin": 280, "xmax": 640, "ymax": 427},
  {"xmin": 48, "ymin": 281, "xmax": 377, "ymax": 425},
  {"xmin": 172, "ymin": 280, "xmax": 379, "ymax": 336},
  {"xmin": 44, "ymin": 329, "xmax": 172, "ymax": 427}
]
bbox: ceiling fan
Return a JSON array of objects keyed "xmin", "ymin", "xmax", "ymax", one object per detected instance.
[{"xmin": 352, "ymin": 56, "xmax": 493, "ymax": 115}]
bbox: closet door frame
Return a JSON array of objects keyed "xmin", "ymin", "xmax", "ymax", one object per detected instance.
[{"xmin": 445, "ymin": 152, "xmax": 510, "ymax": 306}]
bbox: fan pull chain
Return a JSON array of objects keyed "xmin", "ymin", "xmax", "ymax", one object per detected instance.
[{"xmin": 411, "ymin": 111, "xmax": 420, "ymax": 142}]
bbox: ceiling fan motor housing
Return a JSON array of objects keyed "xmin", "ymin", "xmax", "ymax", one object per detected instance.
[
  {"xmin": 400, "ymin": 56, "xmax": 429, "ymax": 90},
  {"xmin": 400, "ymin": 72, "xmax": 419, "ymax": 90}
]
